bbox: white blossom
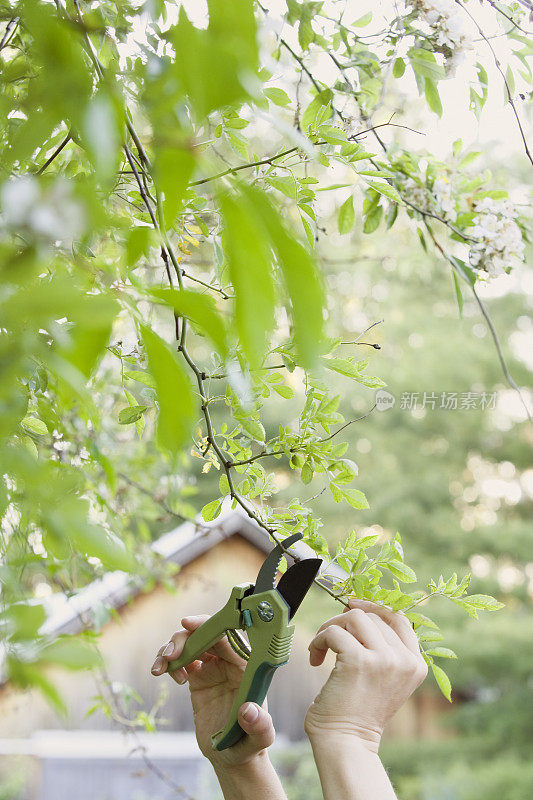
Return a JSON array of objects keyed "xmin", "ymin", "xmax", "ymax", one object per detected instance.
[
  {"xmin": 403, "ymin": 177, "xmax": 432, "ymax": 214},
  {"xmin": 433, "ymin": 176, "xmax": 457, "ymax": 222},
  {"xmin": 402, "ymin": 174, "xmax": 457, "ymax": 222},
  {"xmin": 468, "ymin": 198, "xmax": 525, "ymax": 277},
  {"xmin": 408, "ymin": 0, "xmax": 473, "ymax": 73}
]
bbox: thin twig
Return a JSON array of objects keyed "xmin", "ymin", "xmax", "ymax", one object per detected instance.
[
  {"xmin": 472, "ymin": 284, "xmax": 532, "ymax": 422},
  {"xmin": 230, "ymin": 405, "xmax": 377, "ymax": 467},
  {"xmin": 189, "ymin": 121, "xmax": 423, "ymax": 190},
  {"xmin": 0, "ymin": 17, "xmax": 18, "ymax": 50},
  {"xmin": 36, "ymin": 133, "xmax": 72, "ymax": 175}
]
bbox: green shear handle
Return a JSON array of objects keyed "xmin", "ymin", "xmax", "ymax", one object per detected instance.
[{"xmin": 167, "ymin": 583, "xmax": 294, "ymax": 751}]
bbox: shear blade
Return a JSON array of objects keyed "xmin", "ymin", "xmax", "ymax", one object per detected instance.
[
  {"xmin": 276, "ymin": 557, "xmax": 322, "ymax": 619},
  {"xmin": 253, "ymin": 532, "xmax": 302, "ymax": 594}
]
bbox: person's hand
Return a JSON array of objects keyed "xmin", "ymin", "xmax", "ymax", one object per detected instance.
[
  {"xmin": 304, "ymin": 598, "xmax": 428, "ymax": 753},
  {"xmin": 151, "ymin": 615, "xmax": 276, "ymax": 770}
]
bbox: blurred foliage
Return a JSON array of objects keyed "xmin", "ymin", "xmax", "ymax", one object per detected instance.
[
  {"xmin": 0, "ymin": 0, "xmax": 531, "ymax": 758},
  {"xmin": 266, "ymin": 230, "xmax": 532, "ymax": 798}
]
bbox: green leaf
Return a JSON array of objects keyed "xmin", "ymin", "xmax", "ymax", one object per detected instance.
[
  {"xmin": 40, "ymin": 637, "xmax": 102, "ymax": 670},
  {"xmin": 267, "ymin": 176, "xmax": 297, "ymax": 199},
  {"xmin": 242, "ymin": 184, "xmax": 325, "ymax": 368},
  {"xmin": 155, "ymin": 148, "xmax": 195, "ymax": 227},
  {"xmin": 505, "ymin": 64, "xmax": 515, "ymax": 99},
  {"xmin": 21, "ymin": 416, "xmax": 48, "ymax": 435},
  {"xmin": 78, "ymin": 525, "xmax": 134, "ymax": 572},
  {"xmin": 4, "ymin": 603, "xmax": 46, "ymax": 640},
  {"xmin": 151, "ymin": 288, "xmax": 228, "ymax": 358},
  {"xmin": 264, "ymin": 87, "xmax": 291, "ymax": 106},
  {"xmin": 126, "ymin": 227, "xmax": 152, "ymax": 265},
  {"xmin": 169, "ymin": 0, "xmax": 258, "ymax": 118},
  {"xmin": 301, "ymin": 92, "xmax": 332, "ymax": 132},
  {"xmin": 363, "ymin": 204, "xmax": 383, "ymax": 234},
  {"xmin": 201, "ymin": 499, "xmax": 223, "ymax": 522},
  {"xmin": 118, "ymin": 405, "xmax": 147, "ymax": 425},
  {"xmin": 408, "ymin": 48, "xmax": 445, "ymax": 80},
  {"xmin": 61, "ymin": 294, "xmax": 119, "ymax": 379},
  {"xmin": 319, "ymin": 125, "xmax": 348, "ymax": 144},
  {"xmin": 219, "ymin": 188, "xmax": 275, "ymax": 366},
  {"xmin": 462, "ymin": 594, "xmax": 504, "ymax": 611},
  {"xmin": 273, "ymin": 384, "xmax": 294, "ymax": 399},
  {"xmin": 44, "ymin": 495, "xmax": 135, "ymax": 572},
  {"xmin": 338, "ymin": 195, "xmax": 355, "ymax": 234},
  {"xmin": 424, "ymin": 78, "xmax": 443, "ymax": 116},
  {"xmin": 431, "ymin": 663, "xmax": 452, "ymax": 702},
  {"xmin": 141, "ymin": 325, "xmax": 197, "ymax": 456},
  {"xmin": 298, "ymin": 17, "xmax": 314, "ymax": 49},
  {"xmin": 458, "ymin": 151, "xmax": 482, "ymax": 168},
  {"xmin": 237, "ymin": 415, "xmax": 266, "ymax": 442},
  {"xmin": 452, "ymin": 271, "xmax": 463, "ymax": 316},
  {"xmin": 21, "ymin": 1, "xmax": 92, "ymax": 129},
  {"xmin": 301, "ymin": 462, "xmax": 313, "ymax": 484},
  {"xmin": 123, "ymin": 388, "xmax": 145, "ymax": 439},
  {"xmin": 124, "ymin": 370, "xmax": 157, "ymax": 389},
  {"xmin": 426, "ymin": 647, "xmax": 457, "ymax": 659},
  {"xmin": 393, "ymin": 57, "xmax": 405, "ymax": 78},
  {"xmin": 322, "ymin": 357, "xmax": 354, "ymax": 377},
  {"xmin": 419, "ymin": 630, "xmax": 445, "ymax": 643},
  {"xmin": 343, "ymin": 489, "xmax": 369, "ymax": 510},
  {"xmin": 353, "ymin": 11, "xmax": 372, "ymax": 26},
  {"xmin": 82, "ymin": 90, "xmax": 121, "ymax": 181},
  {"xmin": 364, "ymin": 181, "xmax": 402, "ymax": 204},
  {"xmin": 384, "ymin": 560, "xmax": 417, "ymax": 583}
]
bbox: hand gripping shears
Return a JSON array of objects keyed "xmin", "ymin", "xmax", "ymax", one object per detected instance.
[{"xmin": 166, "ymin": 532, "xmax": 322, "ymax": 750}]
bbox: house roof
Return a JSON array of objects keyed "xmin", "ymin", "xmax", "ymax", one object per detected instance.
[{"xmin": 38, "ymin": 503, "xmax": 347, "ymax": 639}]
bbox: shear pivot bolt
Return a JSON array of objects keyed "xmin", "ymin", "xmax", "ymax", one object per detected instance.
[{"xmin": 257, "ymin": 601, "xmax": 274, "ymax": 622}]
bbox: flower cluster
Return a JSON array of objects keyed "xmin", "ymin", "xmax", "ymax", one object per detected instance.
[
  {"xmin": 408, "ymin": 0, "xmax": 473, "ymax": 74},
  {"xmin": 402, "ymin": 175, "xmax": 457, "ymax": 222},
  {"xmin": 432, "ymin": 176, "xmax": 457, "ymax": 222},
  {"xmin": 468, "ymin": 197, "xmax": 525, "ymax": 278}
]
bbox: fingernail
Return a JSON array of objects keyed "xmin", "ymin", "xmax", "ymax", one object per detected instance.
[
  {"xmin": 151, "ymin": 657, "xmax": 163, "ymax": 674},
  {"xmin": 176, "ymin": 674, "xmax": 188, "ymax": 685},
  {"xmin": 241, "ymin": 703, "xmax": 259, "ymax": 723},
  {"xmin": 163, "ymin": 643, "xmax": 174, "ymax": 657}
]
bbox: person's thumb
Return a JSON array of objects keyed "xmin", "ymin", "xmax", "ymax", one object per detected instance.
[{"xmin": 237, "ymin": 702, "xmax": 275, "ymax": 753}]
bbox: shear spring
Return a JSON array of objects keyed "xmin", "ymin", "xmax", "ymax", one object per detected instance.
[{"xmin": 226, "ymin": 628, "xmax": 251, "ymax": 660}]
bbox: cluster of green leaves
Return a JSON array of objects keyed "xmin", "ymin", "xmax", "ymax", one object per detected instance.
[
  {"xmin": 0, "ymin": 0, "xmax": 526, "ymax": 712},
  {"xmin": 332, "ymin": 531, "xmax": 503, "ymax": 700}
]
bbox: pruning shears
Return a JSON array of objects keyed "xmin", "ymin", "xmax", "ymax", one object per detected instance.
[{"xmin": 166, "ymin": 532, "xmax": 322, "ymax": 751}]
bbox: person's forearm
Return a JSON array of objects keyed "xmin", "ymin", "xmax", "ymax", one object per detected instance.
[
  {"xmin": 309, "ymin": 735, "xmax": 398, "ymax": 800},
  {"xmin": 212, "ymin": 752, "xmax": 288, "ymax": 800}
]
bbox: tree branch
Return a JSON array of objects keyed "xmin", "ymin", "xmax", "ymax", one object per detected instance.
[{"xmin": 36, "ymin": 133, "xmax": 72, "ymax": 175}]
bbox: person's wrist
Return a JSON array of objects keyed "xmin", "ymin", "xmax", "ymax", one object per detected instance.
[
  {"xmin": 306, "ymin": 724, "xmax": 382, "ymax": 755},
  {"xmin": 211, "ymin": 749, "xmax": 271, "ymax": 777}
]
